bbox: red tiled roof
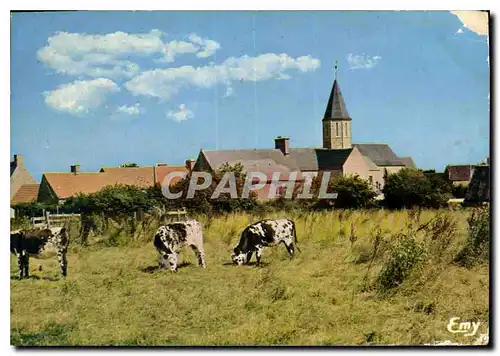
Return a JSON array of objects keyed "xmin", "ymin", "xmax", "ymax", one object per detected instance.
[
  {"xmin": 11, "ymin": 184, "xmax": 40, "ymax": 204},
  {"xmin": 44, "ymin": 165, "xmax": 187, "ymax": 200},
  {"xmin": 447, "ymin": 165, "xmax": 473, "ymax": 182}
]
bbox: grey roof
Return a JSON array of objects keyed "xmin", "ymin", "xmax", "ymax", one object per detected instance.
[
  {"xmin": 201, "ymin": 147, "xmax": 353, "ymax": 174},
  {"xmin": 323, "ymin": 80, "xmax": 351, "ymax": 121},
  {"xmin": 201, "ymin": 149, "xmax": 301, "ymax": 174},
  {"xmin": 289, "ymin": 148, "xmax": 353, "ymax": 171},
  {"xmin": 200, "ymin": 143, "xmax": 411, "ymax": 174},
  {"xmin": 353, "ymin": 144, "xmax": 406, "ymax": 166},
  {"xmin": 399, "ymin": 157, "xmax": 417, "ymax": 169}
]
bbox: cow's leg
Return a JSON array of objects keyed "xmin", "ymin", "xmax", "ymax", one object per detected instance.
[
  {"xmin": 23, "ymin": 253, "xmax": 30, "ymax": 279},
  {"xmin": 16, "ymin": 253, "xmax": 24, "ymax": 280},
  {"xmin": 57, "ymin": 248, "xmax": 68, "ymax": 277},
  {"xmin": 190, "ymin": 245, "xmax": 207, "ymax": 268},
  {"xmin": 246, "ymin": 251, "xmax": 254, "ymax": 264},
  {"xmin": 255, "ymin": 246, "xmax": 263, "ymax": 266},
  {"xmin": 158, "ymin": 254, "xmax": 169, "ymax": 269},
  {"xmin": 167, "ymin": 253, "xmax": 179, "ymax": 272},
  {"xmin": 283, "ymin": 239, "xmax": 295, "ymax": 257}
]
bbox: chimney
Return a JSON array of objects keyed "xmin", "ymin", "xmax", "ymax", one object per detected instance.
[
  {"xmin": 13, "ymin": 154, "xmax": 23, "ymax": 166},
  {"xmin": 70, "ymin": 164, "xmax": 80, "ymax": 175},
  {"xmin": 274, "ymin": 136, "xmax": 290, "ymax": 155},
  {"xmin": 185, "ymin": 159, "xmax": 195, "ymax": 172}
]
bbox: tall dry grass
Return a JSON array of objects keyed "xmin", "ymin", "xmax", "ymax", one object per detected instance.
[{"xmin": 10, "ymin": 209, "xmax": 489, "ymax": 346}]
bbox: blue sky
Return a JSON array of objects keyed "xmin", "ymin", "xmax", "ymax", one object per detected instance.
[{"xmin": 11, "ymin": 11, "xmax": 490, "ymax": 181}]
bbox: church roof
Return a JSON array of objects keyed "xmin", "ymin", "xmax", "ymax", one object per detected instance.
[
  {"xmin": 353, "ymin": 144, "xmax": 407, "ymax": 166},
  {"xmin": 200, "ymin": 147, "xmax": 355, "ymax": 174},
  {"xmin": 323, "ymin": 80, "xmax": 351, "ymax": 121},
  {"xmin": 289, "ymin": 148, "xmax": 353, "ymax": 171}
]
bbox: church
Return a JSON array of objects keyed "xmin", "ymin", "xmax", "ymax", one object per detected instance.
[{"xmin": 192, "ymin": 67, "xmax": 415, "ymax": 200}]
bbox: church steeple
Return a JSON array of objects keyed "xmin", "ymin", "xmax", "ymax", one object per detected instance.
[{"xmin": 322, "ymin": 61, "xmax": 352, "ymax": 149}]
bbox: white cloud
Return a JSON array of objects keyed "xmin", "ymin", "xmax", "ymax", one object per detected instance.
[
  {"xmin": 117, "ymin": 103, "xmax": 142, "ymax": 115},
  {"xmin": 44, "ymin": 78, "xmax": 120, "ymax": 115},
  {"xmin": 346, "ymin": 53, "xmax": 382, "ymax": 70},
  {"xmin": 450, "ymin": 11, "xmax": 489, "ymax": 36},
  {"xmin": 189, "ymin": 33, "xmax": 221, "ymax": 58},
  {"xmin": 37, "ymin": 30, "xmax": 221, "ymax": 78},
  {"xmin": 125, "ymin": 53, "xmax": 320, "ymax": 99},
  {"xmin": 167, "ymin": 104, "xmax": 193, "ymax": 122}
]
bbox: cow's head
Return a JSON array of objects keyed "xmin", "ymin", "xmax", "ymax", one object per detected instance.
[
  {"xmin": 160, "ymin": 253, "xmax": 178, "ymax": 272},
  {"xmin": 231, "ymin": 247, "xmax": 247, "ymax": 266}
]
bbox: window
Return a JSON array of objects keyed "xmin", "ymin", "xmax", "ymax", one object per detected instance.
[
  {"xmin": 345, "ymin": 122, "xmax": 348, "ymax": 136},
  {"xmin": 336, "ymin": 123, "xmax": 339, "ymax": 136},
  {"xmin": 368, "ymin": 176, "xmax": 373, "ymax": 185}
]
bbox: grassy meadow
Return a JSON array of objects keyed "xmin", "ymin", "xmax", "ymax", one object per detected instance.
[{"xmin": 10, "ymin": 209, "xmax": 490, "ymax": 346}]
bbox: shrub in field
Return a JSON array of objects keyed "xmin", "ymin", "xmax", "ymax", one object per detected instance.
[
  {"xmin": 454, "ymin": 208, "xmax": 490, "ymax": 268},
  {"xmin": 10, "ymin": 216, "xmax": 32, "ymax": 230},
  {"xmin": 422, "ymin": 213, "xmax": 458, "ymax": 261},
  {"xmin": 383, "ymin": 168, "xmax": 452, "ymax": 209},
  {"xmin": 376, "ymin": 234, "xmax": 427, "ymax": 293},
  {"xmin": 452, "ymin": 185, "xmax": 468, "ymax": 199},
  {"xmin": 172, "ymin": 162, "xmax": 260, "ymax": 215},
  {"xmin": 292, "ymin": 174, "xmax": 376, "ymax": 209},
  {"xmin": 12, "ymin": 201, "xmax": 59, "ymax": 218}
]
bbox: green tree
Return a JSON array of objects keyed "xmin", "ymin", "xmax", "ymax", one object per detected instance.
[
  {"xmin": 292, "ymin": 173, "xmax": 376, "ymax": 209},
  {"xmin": 120, "ymin": 163, "xmax": 139, "ymax": 167},
  {"xmin": 383, "ymin": 168, "xmax": 452, "ymax": 209}
]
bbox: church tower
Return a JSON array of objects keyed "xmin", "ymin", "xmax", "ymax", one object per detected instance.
[{"xmin": 322, "ymin": 62, "xmax": 352, "ymax": 149}]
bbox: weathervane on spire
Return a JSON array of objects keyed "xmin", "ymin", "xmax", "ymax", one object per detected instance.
[{"xmin": 334, "ymin": 60, "xmax": 338, "ymax": 80}]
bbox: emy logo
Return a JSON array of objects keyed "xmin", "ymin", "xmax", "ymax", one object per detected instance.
[{"xmin": 447, "ymin": 317, "xmax": 481, "ymax": 337}]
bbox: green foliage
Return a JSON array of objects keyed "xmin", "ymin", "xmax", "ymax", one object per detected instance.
[
  {"xmin": 452, "ymin": 184, "xmax": 468, "ymax": 199},
  {"xmin": 299, "ymin": 174, "xmax": 376, "ymax": 210},
  {"xmin": 383, "ymin": 168, "xmax": 452, "ymax": 209},
  {"xmin": 12, "ymin": 201, "xmax": 58, "ymax": 218},
  {"xmin": 455, "ymin": 207, "xmax": 490, "ymax": 268},
  {"xmin": 376, "ymin": 234, "xmax": 427, "ymax": 292},
  {"xmin": 120, "ymin": 163, "xmax": 139, "ymax": 167},
  {"xmin": 171, "ymin": 162, "xmax": 259, "ymax": 215},
  {"xmin": 63, "ymin": 184, "xmax": 155, "ymax": 219}
]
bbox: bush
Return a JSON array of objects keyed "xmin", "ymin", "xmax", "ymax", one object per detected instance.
[
  {"xmin": 12, "ymin": 201, "xmax": 58, "ymax": 218},
  {"xmin": 454, "ymin": 207, "xmax": 490, "ymax": 268},
  {"xmin": 452, "ymin": 185, "xmax": 468, "ymax": 199},
  {"xmin": 383, "ymin": 169, "xmax": 452, "ymax": 209},
  {"xmin": 171, "ymin": 162, "xmax": 260, "ymax": 215},
  {"xmin": 376, "ymin": 234, "xmax": 427, "ymax": 292},
  {"xmin": 293, "ymin": 174, "xmax": 376, "ymax": 210}
]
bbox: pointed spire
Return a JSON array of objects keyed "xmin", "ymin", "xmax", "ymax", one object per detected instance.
[{"xmin": 323, "ymin": 64, "xmax": 351, "ymax": 121}]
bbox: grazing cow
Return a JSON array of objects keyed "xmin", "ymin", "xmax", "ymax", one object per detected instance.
[
  {"xmin": 153, "ymin": 220, "xmax": 207, "ymax": 272},
  {"xmin": 232, "ymin": 218, "xmax": 299, "ymax": 266},
  {"xmin": 10, "ymin": 227, "xmax": 69, "ymax": 279}
]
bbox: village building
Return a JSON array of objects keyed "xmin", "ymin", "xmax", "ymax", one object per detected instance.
[
  {"xmin": 37, "ymin": 163, "xmax": 190, "ymax": 204},
  {"xmin": 444, "ymin": 164, "xmax": 475, "ymax": 186},
  {"xmin": 193, "ymin": 68, "xmax": 415, "ymax": 200},
  {"xmin": 10, "ymin": 154, "xmax": 39, "ymax": 205}
]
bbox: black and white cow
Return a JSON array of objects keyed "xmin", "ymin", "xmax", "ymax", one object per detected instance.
[
  {"xmin": 232, "ymin": 218, "xmax": 299, "ymax": 266},
  {"xmin": 153, "ymin": 220, "xmax": 207, "ymax": 272},
  {"xmin": 10, "ymin": 227, "xmax": 69, "ymax": 279}
]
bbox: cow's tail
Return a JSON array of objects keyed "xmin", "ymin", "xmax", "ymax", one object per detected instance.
[{"xmin": 291, "ymin": 220, "xmax": 301, "ymax": 253}]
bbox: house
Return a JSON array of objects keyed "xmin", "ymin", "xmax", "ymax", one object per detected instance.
[
  {"xmin": 38, "ymin": 162, "xmax": 189, "ymax": 204},
  {"xmin": 193, "ymin": 72, "xmax": 414, "ymax": 199},
  {"xmin": 10, "ymin": 154, "xmax": 37, "ymax": 201},
  {"xmin": 445, "ymin": 165, "xmax": 474, "ymax": 186},
  {"xmin": 464, "ymin": 165, "xmax": 490, "ymax": 204},
  {"xmin": 11, "ymin": 184, "xmax": 40, "ymax": 205}
]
